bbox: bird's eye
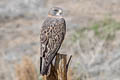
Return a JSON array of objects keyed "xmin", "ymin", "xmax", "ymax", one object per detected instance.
[{"xmin": 54, "ymin": 9, "xmax": 58, "ymax": 12}]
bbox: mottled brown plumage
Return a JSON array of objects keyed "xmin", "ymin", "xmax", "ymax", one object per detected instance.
[{"xmin": 40, "ymin": 7, "xmax": 66, "ymax": 75}]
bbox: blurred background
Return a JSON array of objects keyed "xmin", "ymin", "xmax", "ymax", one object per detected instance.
[{"xmin": 0, "ymin": 0, "xmax": 120, "ymax": 80}]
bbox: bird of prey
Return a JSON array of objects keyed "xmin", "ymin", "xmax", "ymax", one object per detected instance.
[{"xmin": 40, "ymin": 7, "xmax": 66, "ymax": 75}]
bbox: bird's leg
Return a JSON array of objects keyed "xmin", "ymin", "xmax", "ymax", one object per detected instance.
[{"xmin": 66, "ymin": 55, "xmax": 72, "ymax": 72}]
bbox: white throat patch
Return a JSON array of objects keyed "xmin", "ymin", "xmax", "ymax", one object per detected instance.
[{"xmin": 56, "ymin": 10, "xmax": 62, "ymax": 16}]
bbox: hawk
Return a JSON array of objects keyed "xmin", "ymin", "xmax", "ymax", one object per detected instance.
[{"xmin": 40, "ymin": 7, "xmax": 66, "ymax": 75}]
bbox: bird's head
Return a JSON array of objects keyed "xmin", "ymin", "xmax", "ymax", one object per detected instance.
[{"xmin": 48, "ymin": 7, "xmax": 63, "ymax": 17}]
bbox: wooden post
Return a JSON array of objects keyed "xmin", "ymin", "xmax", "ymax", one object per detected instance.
[{"xmin": 42, "ymin": 53, "xmax": 71, "ymax": 80}]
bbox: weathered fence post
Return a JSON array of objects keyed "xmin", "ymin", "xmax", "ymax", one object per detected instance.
[{"xmin": 42, "ymin": 53, "xmax": 71, "ymax": 80}]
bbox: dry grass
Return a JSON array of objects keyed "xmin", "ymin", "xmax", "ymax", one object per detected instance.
[{"xmin": 15, "ymin": 56, "xmax": 38, "ymax": 80}]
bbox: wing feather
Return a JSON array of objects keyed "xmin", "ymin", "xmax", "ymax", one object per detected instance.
[{"xmin": 40, "ymin": 17, "xmax": 66, "ymax": 75}]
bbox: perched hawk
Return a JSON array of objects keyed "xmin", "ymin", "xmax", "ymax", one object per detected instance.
[{"xmin": 40, "ymin": 7, "xmax": 66, "ymax": 75}]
